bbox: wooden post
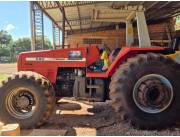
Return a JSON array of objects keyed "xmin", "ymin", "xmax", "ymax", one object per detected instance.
[
  {"xmin": 136, "ymin": 11, "xmax": 151, "ymax": 47},
  {"xmin": 52, "ymin": 22, "xmax": 56, "ymax": 49},
  {"xmin": 41, "ymin": 11, "xmax": 44, "ymax": 50},
  {"xmin": 59, "ymin": 29, "xmax": 61, "ymax": 47},
  {"xmin": 126, "ymin": 20, "xmax": 134, "ymax": 46},
  {"xmin": 62, "ymin": 7, "xmax": 65, "ymax": 49},
  {"xmin": 30, "ymin": 1, "xmax": 35, "ymax": 51}
]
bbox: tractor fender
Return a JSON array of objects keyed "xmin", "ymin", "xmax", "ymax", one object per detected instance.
[{"xmin": 107, "ymin": 46, "xmax": 165, "ymax": 77}]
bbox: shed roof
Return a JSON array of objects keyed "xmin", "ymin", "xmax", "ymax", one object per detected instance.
[{"xmin": 35, "ymin": 1, "xmax": 180, "ymax": 34}]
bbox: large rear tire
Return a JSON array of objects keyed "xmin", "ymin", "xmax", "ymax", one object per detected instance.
[
  {"xmin": 110, "ymin": 53, "xmax": 180, "ymax": 129},
  {"xmin": 0, "ymin": 71, "xmax": 55, "ymax": 129}
]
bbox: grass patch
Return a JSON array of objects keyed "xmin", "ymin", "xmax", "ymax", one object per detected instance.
[{"xmin": 0, "ymin": 73, "xmax": 9, "ymax": 82}]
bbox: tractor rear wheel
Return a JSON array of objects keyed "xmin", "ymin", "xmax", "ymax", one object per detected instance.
[
  {"xmin": 0, "ymin": 71, "xmax": 55, "ymax": 129},
  {"xmin": 110, "ymin": 53, "xmax": 180, "ymax": 129}
]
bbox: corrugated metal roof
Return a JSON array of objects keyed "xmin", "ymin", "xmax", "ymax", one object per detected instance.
[{"xmin": 36, "ymin": 1, "xmax": 180, "ymax": 33}]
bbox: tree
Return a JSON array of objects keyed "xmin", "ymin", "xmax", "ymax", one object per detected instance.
[
  {"xmin": 14, "ymin": 38, "xmax": 31, "ymax": 54},
  {"xmin": 0, "ymin": 30, "xmax": 12, "ymax": 45},
  {"xmin": 35, "ymin": 37, "xmax": 52, "ymax": 50},
  {"xmin": 14, "ymin": 37, "xmax": 52, "ymax": 53},
  {"xmin": 0, "ymin": 31, "xmax": 53, "ymax": 63},
  {"xmin": 0, "ymin": 47, "xmax": 10, "ymax": 56},
  {"xmin": 13, "ymin": 37, "xmax": 52, "ymax": 61},
  {"xmin": 44, "ymin": 37, "xmax": 52, "ymax": 50},
  {"xmin": 0, "ymin": 30, "xmax": 13, "ymax": 63}
]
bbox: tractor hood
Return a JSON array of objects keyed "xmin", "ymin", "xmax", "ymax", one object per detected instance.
[{"xmin": 17, "ymin": 45, "xmax": 99, "ymax": 72}]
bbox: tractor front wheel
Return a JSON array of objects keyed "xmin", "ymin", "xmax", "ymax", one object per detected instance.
[
  {"xmin": 110, "ymin": 53, "xmax": 180, "ymax": 129},
  {"xmin": 0, "ymin": 71, "xmax": 55, "ymax": 129}
]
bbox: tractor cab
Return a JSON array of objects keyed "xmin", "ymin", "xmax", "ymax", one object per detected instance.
[
  {"xmin": 85, "ymin": 6, "xmax": 155, "ymax": 76},
  {"xmin": 84, "ymin": 6, "xmax": 151, "ymax": 75},
  {"xmin": 86, "ymin": 6, "xmax": 180, "ymax": 75}
]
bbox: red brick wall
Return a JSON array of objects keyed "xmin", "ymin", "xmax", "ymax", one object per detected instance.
[
  {"xmin": 67, "ymin": 29, "xmax": 126, "ymax": 50},
  {"xmin": 66, "ymin": 20, "xmax": 174, "ymax": 49}
]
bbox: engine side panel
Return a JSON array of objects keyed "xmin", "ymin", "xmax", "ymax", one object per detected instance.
[{"xmin": 18, "ymin": 45, "xmax": 99, "ymax": 83}]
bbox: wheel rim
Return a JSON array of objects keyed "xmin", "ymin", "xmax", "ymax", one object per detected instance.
[
  {"xmin": 6, "ymin": 87, "xmax": 37, "ymax": 119},
  {"xmin": 133, "ymin": 74, "xmax": 173, "ymax": 114}
]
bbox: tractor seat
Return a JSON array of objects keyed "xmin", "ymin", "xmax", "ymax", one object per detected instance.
[
  {"xmin": 109, "ymin": 48, "xmax": 121, "ymax": 64},
  {"xmin": 88, "ymin": 48, "xmax": 121, "ymax": 72}
]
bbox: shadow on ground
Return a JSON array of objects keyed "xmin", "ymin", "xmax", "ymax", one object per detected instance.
[{"xmin": 22, "ymin": 98, "xmax": 180, "ymax": 136}]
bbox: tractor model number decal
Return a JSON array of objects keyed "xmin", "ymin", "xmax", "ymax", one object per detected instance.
[{"xmin": 25, "ymin": 57, "xmax": 86, "ymax": 62}]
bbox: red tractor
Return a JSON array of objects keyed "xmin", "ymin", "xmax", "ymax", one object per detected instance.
[{"xmin": 0, "ymin": 10, "xmax": 180, "ymax": 129}]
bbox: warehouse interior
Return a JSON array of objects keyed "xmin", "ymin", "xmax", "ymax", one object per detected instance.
[{"xmin": 30, "ymin": 1, "xmax": 180, "ymax": 50}]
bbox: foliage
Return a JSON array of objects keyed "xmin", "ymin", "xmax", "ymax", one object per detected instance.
[
  {"xmin": 14, "ymin": 38, "xmax": 31, "ymax": 54},
  {"xmin": 0, "ymin": 30, "xmax": 52, "ymax": 63},
  {"xmin": 35, "ymin": 37, "xmax": 52, "ymax": 50},
  {"xmin": 0, "ymin": 30, "xmax": 12, "ymax": 45},
  {"xmin": 0, "ymin": 73, "xmax": 9, "ymax": 82}
]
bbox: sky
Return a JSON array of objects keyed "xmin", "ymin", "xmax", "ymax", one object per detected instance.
[{"xmin": 0, "ymin": 1, "xmax": 53, "ymax": 42}]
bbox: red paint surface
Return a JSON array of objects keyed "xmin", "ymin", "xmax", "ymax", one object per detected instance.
[
  {"xmin": 18, "ymin": 45, "xmax": 164, "ymax": 83},
  {"xmin": 86, "ymin": 46, "xmax": 164, "ymax": 77},
  {"xmin": 18, "ymin": 45, "xmax": 99, "ymax": 83}
]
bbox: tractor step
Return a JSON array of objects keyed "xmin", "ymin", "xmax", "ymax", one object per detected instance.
[
  {"xmin": 73, "ymin": 77, "xmax": 105, "ymax": 102},
  {"xmin": 86, "ymin": 85, "xmax": 100, "ymax": 89}
]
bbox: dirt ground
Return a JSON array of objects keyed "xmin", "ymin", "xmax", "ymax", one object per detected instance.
[
  {"xmin": 0, "ymin": 63, "xmax": 17, "ymax": 74},
  {"xmin": 1, "ymin": 63, "xmax": 180, "ymax": 136},
  {"xmin": 22, "ymin": 98, "xmax": 180, "ymax": 136}
]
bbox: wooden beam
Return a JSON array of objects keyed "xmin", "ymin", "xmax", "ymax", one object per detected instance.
[
  {"xmin": 52, "ymin": 22, "xmax": 56, "ymax": 50},
  {"xmin": 57, "ymin": 17, "xmax": 91, "ymax": 22},
  {"xmin": 89, "ymin": 9, "xmax": 95, "ymax": 29},
  {"xmin": 111, "ymin": 1, "xmax": 115, "ymax": 8},
  {"xmin": 172, "ymin": 12, "xmax": 180, "ymax": 17},
  {"xmin": 37, "ymin": 1, "xmax": 106, "ymax": 9},
  {"xmin": 140, "ymin": 1, "xmax": 145, "ymax": 5},
  {"xmin": 93, "ymin": 18, "xmax": 126, "ymax": 23},
  {"xmin": 147, "ymin": 1, "xmax": 173, "ymax": 19},
  {"xmin": 34, "ymin": 2, "xmax": 62, "ymax": 30},
  {"xmin": 55, "ymin": 1, "xmax": 73, "ymax": 32},
  {"xmin": 94, "ymin": 5, "xmax": 144, "ymax": 12},
  {"xmin": 76, "ymin": 2, "xmax": 82, "ymax": 32},
  {"xmin": 30, "ymin": 2, "xmax": 35, "ymax": 51},
  {"xmin": 67, "ymin": 24, "xmax": 127, "ymax": 35},
  {"xmin": 57, "ymin": 17, "xmax": 91, "ymax": 28},
  {"xmin": 126, "ymin": 11, "xmax": 136, "ymax": 21},
  {"xmin": 148, "ymin": 7, "xmax": 180, "ymax": 20},
  {"xmin": 146, "ymin": 1, "xmax": 159, "ymax": 11},
  {"xmin": 158, "ymin": 1, "xmax": 172, "ymax": 9},
  {"xmin": 62, "ymin": 7, "xmax": 65, "ymax": 48},
  {"xmin": 41, "ymin": 10, "xmax": 44, "ymax": 50},
  {"xmin": 125, "ymin": 1, "xmax": 131, "ymax": 6}
]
